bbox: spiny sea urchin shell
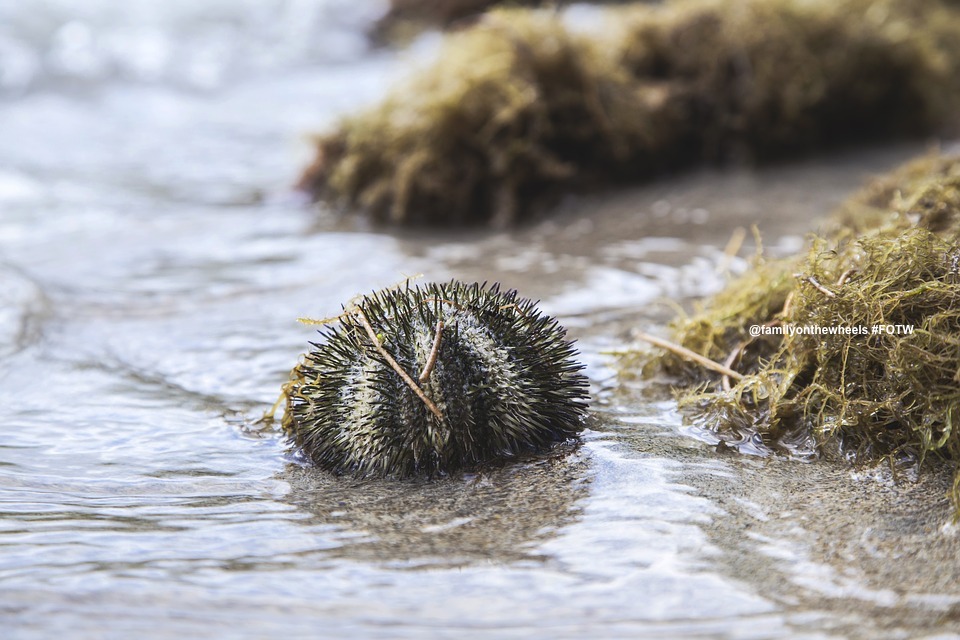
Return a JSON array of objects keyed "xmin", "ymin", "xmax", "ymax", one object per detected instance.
[{"xmin": 282, "ymin": 281, "xmax": 589, "ymax": 477}]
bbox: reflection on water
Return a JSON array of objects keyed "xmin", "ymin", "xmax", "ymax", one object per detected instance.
[
  {"xmin": 3, "ymin": 0, "xmax": 960, "ymax": 638},
  {"xmin": 282, "ymin": 448, "xmax": 589, "ymax": 568}
]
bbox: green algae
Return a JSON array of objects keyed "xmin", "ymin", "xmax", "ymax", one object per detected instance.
[
  {"xmin": 650, "ymin": 153, "xmax": 960, "ymax": 508},
  {"xmin": 301, "ymin": 0, "xmax": 960, "ymax": 226}
]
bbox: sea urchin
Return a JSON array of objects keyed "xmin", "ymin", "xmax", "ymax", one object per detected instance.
[{"xmin": 281, "ymin": 281, "xmax": 589, "ymax": 477}]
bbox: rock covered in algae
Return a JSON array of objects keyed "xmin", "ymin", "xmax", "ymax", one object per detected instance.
[
  {"xmin": 282, "ymin": 281, "xmax": 589, "ymax": 477},
  {"xmin": 301, "ymin": 0, "xmax": 960, "ymax": 226},
  {"xmin": 648, "ymin": 152, "xmax": 960, "ymax": 506}
]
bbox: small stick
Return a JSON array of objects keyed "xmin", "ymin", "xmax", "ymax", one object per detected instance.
[
  {"xmin": 354, "ymin": 307, "xmax": 444, "ymax": 421},
  {"xmin": 418, "ymin": 320, "xmax": 444, "ymax": 382},
  {"xmin": 795, "ymin": 273, "xmax": 836, "ymax": 298},
  {"xmin": 498, "ymin": 302, "xmax": 534, "ymax": 318},
  {"xmin": 721, "ymin": 340, "xmax": 749, "ymax": 391},
  {"xmin": 635, "ymin": 331, "xmax": 744, "ymax": 381},
  {"xmin": 779, "ymin": 291, "xmax": 795, "ymax": 319},
  {"xmin": 835, "ymin": 268, "xmax": 856, "ymax": 287}
]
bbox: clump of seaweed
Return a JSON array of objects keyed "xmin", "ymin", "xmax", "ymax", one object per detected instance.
[
  {"xmin": 279, "ymin": 280, "xmax": 589, "ymax": 478},
  {"xmin": 649, "ymin": 153, "xmax": 960, "ymax": 506},
  {"xmin": 303, "ymin": 10, "xmax": 640, "ymax": 226},
  {"xmin": 301, "ymin": 0, "xmax": 960, "ymax": 226}
]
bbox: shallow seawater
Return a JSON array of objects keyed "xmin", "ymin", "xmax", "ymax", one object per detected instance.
[{"xmin": 3, "ymin": 3, "xmax": 960, "ymax": 639}]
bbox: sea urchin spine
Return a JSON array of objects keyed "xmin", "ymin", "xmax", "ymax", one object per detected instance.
[{"xmin": 282, "ymin": 281, "xmax": 589, "ymax": 478}]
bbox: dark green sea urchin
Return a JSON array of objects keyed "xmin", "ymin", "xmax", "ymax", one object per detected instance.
[{"xmin": 281, "ymin": 281, "xmax": 589, "ymax": 477}]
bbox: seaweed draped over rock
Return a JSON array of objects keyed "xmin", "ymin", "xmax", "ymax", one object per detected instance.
[
  {"xmin": 656, "ymin": 154, "xmax": 960, "ymax": 506},
  {"xmin": 301, "ymin": 0, "xmax": 960, "ymax": 226}
]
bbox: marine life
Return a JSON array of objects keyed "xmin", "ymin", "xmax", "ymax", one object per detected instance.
[
  {"xmin": 281, "ymin": 281, "xmax": 589, "ymax": 477},
  {"xmin": 301, "ymin": 0, "xmax": 960, "ymax": 226},
  {"xmin": 641, "ymin": 153, "xmax": 960, "ymax": 509}
]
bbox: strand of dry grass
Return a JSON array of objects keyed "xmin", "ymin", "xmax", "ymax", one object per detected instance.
[
  {"xmin": 355, "ymin": 306, "xmax": 445, "ymax": 421},
  {"xmin": 634, "ymin": 331, "xmax": 745, "ymax": 381}
]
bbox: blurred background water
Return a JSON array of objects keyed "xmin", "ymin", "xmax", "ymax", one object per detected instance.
[{"xmin": 2, "ymin": 2, "xmax": 959, "ymax": 638}]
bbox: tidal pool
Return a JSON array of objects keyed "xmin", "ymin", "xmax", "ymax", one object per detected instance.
[{"xmin": 2, "ymin": 2, "xmax": 960, "ymax": 638}]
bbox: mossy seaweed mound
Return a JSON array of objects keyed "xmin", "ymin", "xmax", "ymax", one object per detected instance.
[
  {"xmin": 302, "ymin": 0, "xmax": 960, "ymax": 226},
  {"xmin": 304, "ymin": 10, "xmax": 641, "ymax": 226},
  {"xmin": 656, "ymin": 153, "xmax": 960, "ymax": 506}
]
